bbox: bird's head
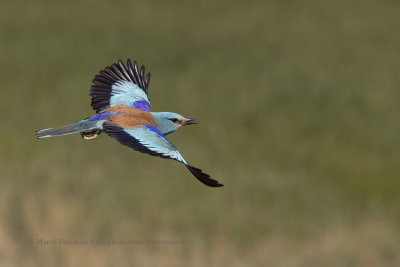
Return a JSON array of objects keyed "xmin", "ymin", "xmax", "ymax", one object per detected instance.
[{"xmin": 152, "ymin": 112, "xmax": 198, "ymax": 136}]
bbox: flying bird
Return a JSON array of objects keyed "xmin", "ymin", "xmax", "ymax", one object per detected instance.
[{"xmin": 35, "ymin": 59, "xmax": 223, "ymax": 187}]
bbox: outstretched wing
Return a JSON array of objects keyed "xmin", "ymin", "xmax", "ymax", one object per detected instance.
[
  {"xmin": 103, "ymin": 122, "xmax": 223, "ymax": 187},
  {"xmin": 90, "ymin": 59, "xmax": 151, "ymax": 113}
]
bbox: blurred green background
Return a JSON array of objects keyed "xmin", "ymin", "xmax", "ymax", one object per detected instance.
[{"xmin": 1, "ymin": 0, "xmax": 400, "ymax": 266}]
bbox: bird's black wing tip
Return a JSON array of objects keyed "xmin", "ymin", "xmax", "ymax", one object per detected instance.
[{"xmin": 186, "ymin": 165, "xmax": 224, "ymax": 187}]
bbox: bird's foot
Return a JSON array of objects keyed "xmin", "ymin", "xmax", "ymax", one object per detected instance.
[{"xmin": 81, "ymin": 130, "xmax": 102, "ymax": 140}]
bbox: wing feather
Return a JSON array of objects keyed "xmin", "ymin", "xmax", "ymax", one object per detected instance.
[
  {"xmin": 90, "ymin": 59, "xmax": 151, "ymax": 113},
  {"xmin": 127, "ymin": 59, "xmax": 140, "ymax": 85},
  {"xmin": 103, "ymin": 122, "xmax": 223, "ymax": 187}
]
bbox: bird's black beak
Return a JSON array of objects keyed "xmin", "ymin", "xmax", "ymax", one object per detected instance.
[{"xmin": 183, "ymin": 118, "xmax": 198, "ymax": 125}]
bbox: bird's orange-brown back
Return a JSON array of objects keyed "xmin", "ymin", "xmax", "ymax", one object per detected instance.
[{"xmin": 106, "ymin": 104, "xmax": 156, "ymax": 129}]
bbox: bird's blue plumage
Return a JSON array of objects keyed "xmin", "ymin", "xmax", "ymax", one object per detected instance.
[
  {"xmin": 143, "ymin": 125, "xmax": 170, "ymax": 141},
  {"xmin": 132, "ymin": 100, "xmax": 151, "ymax": 111},
  {"xmin": 103, "ymin": 122, "xmax": 187, "ymax": 164},
  {"xmin": 109, "ymin": 81, "xmax": 150, "ymax": 111},
  {"xmin": 36, "ymin": 59, "xmax": 223, "ymax": 187},
  {"xmin": 152, "ymin": 112, "xmax": 185, "ymax": 135},
  {"xmin": 88, "ymin": 112, "xmax": 121, "ymax": 121}
]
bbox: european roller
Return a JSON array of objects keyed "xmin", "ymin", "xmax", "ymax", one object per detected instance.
[{"xmin": 35, "ymin": 59, "xmax": 223, "ymax": 187}]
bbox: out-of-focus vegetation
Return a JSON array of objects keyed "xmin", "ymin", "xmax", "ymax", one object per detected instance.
[{"xmin": 1, "ymin": 0, "xmax": 400, "ymax": 266}]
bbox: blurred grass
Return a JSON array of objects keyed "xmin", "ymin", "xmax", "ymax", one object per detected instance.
[{"xmin": 1, "ymin": 0, "xmax": 400, "ymax": 266}]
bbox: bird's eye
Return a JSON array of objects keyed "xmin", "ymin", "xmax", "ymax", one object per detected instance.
[{"xmin": 170, "ymin": 118, "xmax": 179, "ymax": 123}]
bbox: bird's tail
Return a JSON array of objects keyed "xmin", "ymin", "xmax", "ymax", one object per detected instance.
[{"xmin": 35, "ymin": 119, "xmax": 101, "ymax": 139}]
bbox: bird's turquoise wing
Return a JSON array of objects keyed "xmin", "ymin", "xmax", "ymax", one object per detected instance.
[
  {"xmin": 90, "ymin": 59, "xmax": 151, "ymax": 113},
  {"xmin": 103, "ymin": 122, "xmax": 223, "ymax": 187}
]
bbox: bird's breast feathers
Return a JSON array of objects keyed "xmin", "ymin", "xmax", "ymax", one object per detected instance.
[{"xmin": 106, "ymin": 104, "xmax": 156, "ymax": 129}]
